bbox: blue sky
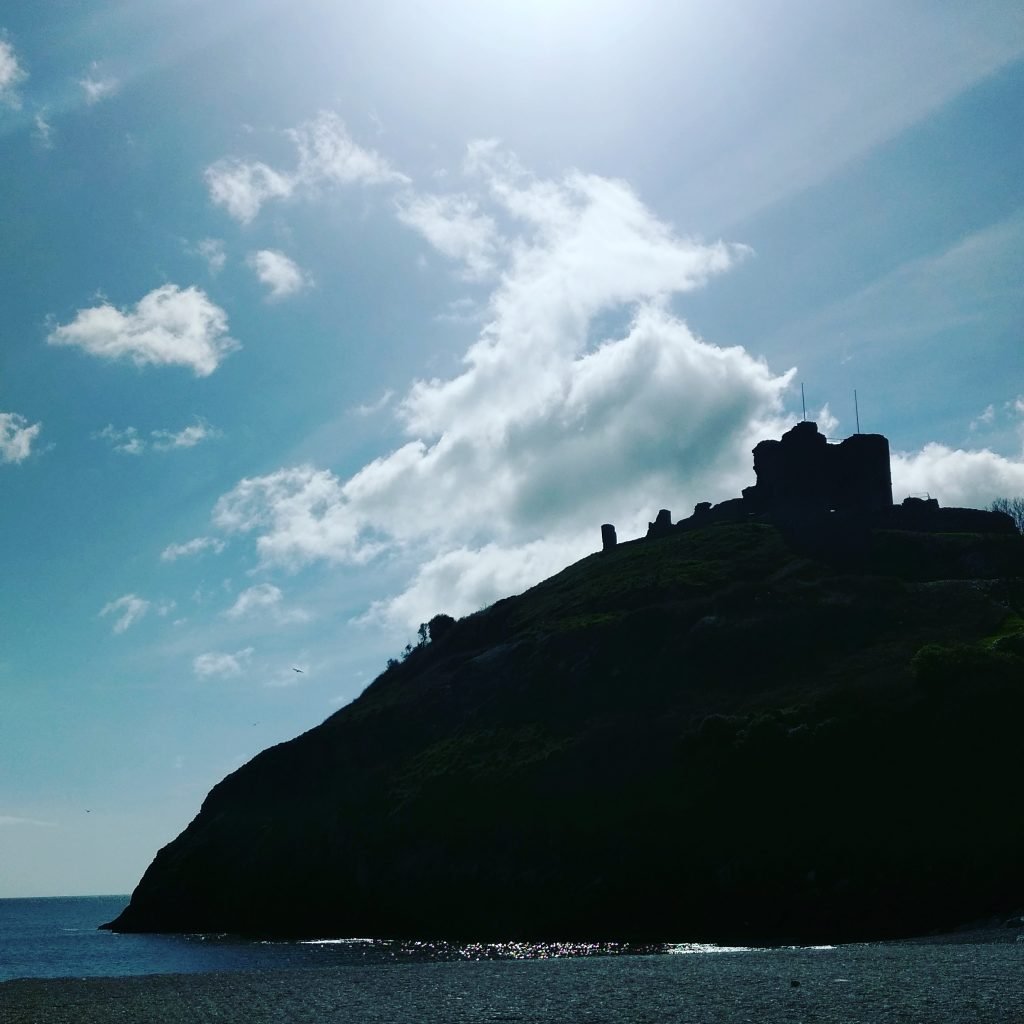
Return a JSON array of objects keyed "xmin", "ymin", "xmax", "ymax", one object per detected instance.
[{"xmin": 1, "ymin": 1, "xmax": 1022, "ymax": 897}]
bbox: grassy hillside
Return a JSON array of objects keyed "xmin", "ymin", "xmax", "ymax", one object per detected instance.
[{"xmin": 108, "ymin": 523, "xmax": 1024, "ymax": 943}]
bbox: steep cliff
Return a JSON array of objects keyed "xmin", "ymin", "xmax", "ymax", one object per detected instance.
[{"xmin": 106, "ymin": 523, "xmax": 1024, "ymax": 943}]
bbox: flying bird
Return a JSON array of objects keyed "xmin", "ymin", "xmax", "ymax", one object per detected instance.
[{"xmin": 292, "ymin": 667, "xmax": 304, "ymax": 673}]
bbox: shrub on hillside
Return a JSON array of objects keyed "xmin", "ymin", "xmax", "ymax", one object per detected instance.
[{"xmin": 912, "ymin": 641, "xmax": 1017, "ymax": 694}]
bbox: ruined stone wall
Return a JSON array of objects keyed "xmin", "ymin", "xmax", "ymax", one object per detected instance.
[
  {"xmin": 743, "ymin": 421, "xmax": 892, "ymax": 517},
  {"xmin": 832, "ymin": 432, "xmax": 893, "ymax": 511},
  {"xmin": 607, "ymin": 420, "xmax": 1011, "ymax": 551}
]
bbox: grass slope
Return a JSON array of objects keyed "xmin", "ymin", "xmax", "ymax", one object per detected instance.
[{"xmin": 109, "ymin": 524, "xmax": 1024, "ymax": 943}]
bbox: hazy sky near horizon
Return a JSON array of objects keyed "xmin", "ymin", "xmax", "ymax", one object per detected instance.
[{"xmin": 1, "ymin": 1, "xmax": 1022, "ymax": 898}]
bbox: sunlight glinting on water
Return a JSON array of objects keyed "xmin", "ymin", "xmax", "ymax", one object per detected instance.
[
  {"xmin": 667, "ymin": 943, "xmax": 837, "ymax": 955},
  {"xmin": 294, "ymin": 937, "xmax": 842, "ymax": 960},
  {"xmin": 298, "ymin": 938, "xmax": 662, "ymax": 960}
]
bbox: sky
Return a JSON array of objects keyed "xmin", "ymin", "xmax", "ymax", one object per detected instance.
[{"xmin": 1, "ymin": 0, "xmax": 1022, "ymax": 898}]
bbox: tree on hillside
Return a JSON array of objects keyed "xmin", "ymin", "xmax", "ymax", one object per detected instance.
[{"xmin": 991, "ymin": 496, "xmax": 1024, "ymax": 533}]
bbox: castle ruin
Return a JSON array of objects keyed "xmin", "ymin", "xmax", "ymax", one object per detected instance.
[
  {"xmin": 601, "ymin": 420, "xmax": 1016, "ymax": 551},
  {"xmin": 742, "ymin": 420, "xmax": 892, "ymax": 516}
]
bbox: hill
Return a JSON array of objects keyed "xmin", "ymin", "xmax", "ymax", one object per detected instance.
[{"xmin": 105, "ymin": 522, "xmax": 1024, "ymax": 944}]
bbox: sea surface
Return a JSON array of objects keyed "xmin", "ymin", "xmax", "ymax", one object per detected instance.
[
  {"xmin": 0, "ymin": 895, "xmax": 691, "ymax": 982},
  {"xmin": 4, "ymin": 898, "xmax": 1024, "ymax": 1021}
]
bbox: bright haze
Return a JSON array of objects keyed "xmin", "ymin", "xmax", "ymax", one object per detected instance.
[{"xmin": 1, "ymin": 1, "xmax": 1022, "ymax": 897}]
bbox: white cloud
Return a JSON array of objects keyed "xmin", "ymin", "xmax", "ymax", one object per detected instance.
[
  {"xmin": 362, "ymin": 539, "xmax": 591, "ymax": 629},
  {"xmin": 815, "ymin": 404, "xmax": 839, "ymax": 437},
  {"xmin": 193, "ymin": 647, "xmax": 254, "ymax": 679},
  {"xmin": 196, "ymin": 238, "xmax": 226, "ymax": 275},
  {"xmin": 435, "ymin": 296, "xmax": 485, "ymax": 325},
  {"xmin": 205, "ymin": 110, "xmax": 408, "ymax": 223},
  {"xmin": 0, "ymin": 38, "xmax": 25, "ymax": 107},
  {"xmin": 289, "ymin": 110, "xmax": 409, "ymax": 189},
  {"xmin": 33, "ymin": 110, "xmax": 54, "ymax": 147},
  {"xmin": 246, "ymin": 249, "xmax": 311, "ymax": 301},
  {"xmin": 48, "ymin": 284, "xmax": 238, "ymax": 376},
  {"xmin": 225, "ymin": 583, "xmax": 309, "ymax": 623},
  {"xmin": 963, "ymin": 395, "xmax": 1024, "ymax": 449},
  {"xmin": 213, "ymin": 465, "xmax": 377, "ymax": 568},
  {"xmin": 93, "ymin": 424, "xmax": 144, "ymax": 455},
  {"xmin": 79, "ymin": 65, "xmax": 118, "ymax": 104},
  {"xmin": 212, "ymin": 148, "xmax": 791, "ymax": 629},
  {"xmin": 161, "ymin": 536, "xmax": 226, "ymax": 562},
  {"xmin": 100, "ymin": 594, "xmax": 150, "ymax": 634},
  {"xmin": 151, "ymin": 419, "xmax": 219, "ymax": 450},
  {"xmin": 225, "ymin": 583, "xmax": 282, "ymax": 618},
  {"xmin": 969, "ymin": 404, "xmax": 996, "ymax": 431},
  {"xmin": 95, "ymin": 419, "xmax": 218, "ymax": 454},
  {"xmin": 0, "ymin": 412, "xmax": 42, "ymax": 464},
  {"xmin": 395, "ymin": 193, "xmax": 501, "ymax": 279},
  {"xmin": 352, "ymin": 390, "xmax": 395, "ymax": 417},
  {"xmin": 892, "ymin": 445, "xmax": 1024, "ymax": 508},
  {"xmin": 204, "ymin": 159, "xmax": 293, "ymax": 224}
]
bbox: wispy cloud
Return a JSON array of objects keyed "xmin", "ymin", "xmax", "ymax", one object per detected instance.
[
  {"xmin": 225, "ymin": 583, "xmax": 310, "ymax": 624},
  {"xmin": 352, "ymin": 390, "xmax": 394, "ymax": 417},
  {"xmin": 0, "ymin": 411, "xmax": 42, "ymax": 464},
  {"xmin": 290, "ymin": 110, "xmax": 409, "ymax": 188},
  {"xmin": 94, "ymin": 418, "xmax": 219, "ymax": 454},
  {"xmin": 152, "ymin": 419, "xmax": 219, "ymax": 450},
  {"xmin": 193, "ymin": 647, "xmax": 254, "ymax": 679},
  {"xmin": 33, "ymin": 110, "xmax": 54, "ymax": 147},
  {"xmin": 434, "ymin": 297, "xmax": 485, "ymax": 325},
  {"xmin": 969, "ymin": 404, "xmax": 996, "ymax": 432},
  {"xmin": 0, "ymin": 815, "xmax": 57, "ymax": 828},
  {"xmin": 79, "ymin": 63, "xmax": 118, "ymax": 104},
  {"xmin": 962, "ymin": 395, "xmax": 1024, "ymax": 452},
  {"xmin": 205, "ymin": 110, "xmax": 408, "ymax": 223},
  {"xmin": 395, "ymin": 193, "xmax": 501, "ymax": 279},
  {"xmin": 100, "ymin": 594, "xmax": 150, "ymax": 634},
  {"xmin": 93, "ymin": 424, "xmax": 145, "ymax": 455},
  {"xmin": 246, "ymin": 249, "xmax": 312, "ymax": 301},
  {"xmin": 161, "ymin": 536, "xmax": 226, "ymax": 562},
  {"xmin": 195, "ymin": 238, "xmax": 226, "ymax": 275},
  {"xmin": 762, "ymin": 210, "xmax": 1024, "ymax": 366},
  {"xmin": 48, "ymin": 284, "xmax": 238, "ymax": 376},
  {"xmin": 0, "ymin": 38, "xmax": 26, "ymax": 107}
]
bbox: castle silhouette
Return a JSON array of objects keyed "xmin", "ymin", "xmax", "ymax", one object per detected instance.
[{"xmin": 602, "ymin": 420, "xmax": 1015, "ymax": 550}]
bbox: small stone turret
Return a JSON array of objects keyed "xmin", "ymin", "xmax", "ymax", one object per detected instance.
[
  {"xmin": 647, "ymin": 509, "xmax": 673, "ymax": 537},
  {"xmin": 601, "ymin": 524, "xmax": 618, "ymax": 551}
]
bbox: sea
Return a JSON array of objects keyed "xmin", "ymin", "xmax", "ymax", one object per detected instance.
[
  {"xmin": 4, "ymin": 896, "xmax": 1024, "ymax": 1023},
  {"xmin": 0, "ymin": 895, "xmax": 702, "ymax": 982}
]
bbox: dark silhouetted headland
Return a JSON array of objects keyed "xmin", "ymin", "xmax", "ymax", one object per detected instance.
[{"xmin": 105, "ymin": 424, "xmax": 1024, "ymax": 944}]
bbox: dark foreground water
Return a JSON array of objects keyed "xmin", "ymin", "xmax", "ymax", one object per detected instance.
[{"xmin": 2, "ymin": 897, "xmax": 1022, "ymax": 1023}]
